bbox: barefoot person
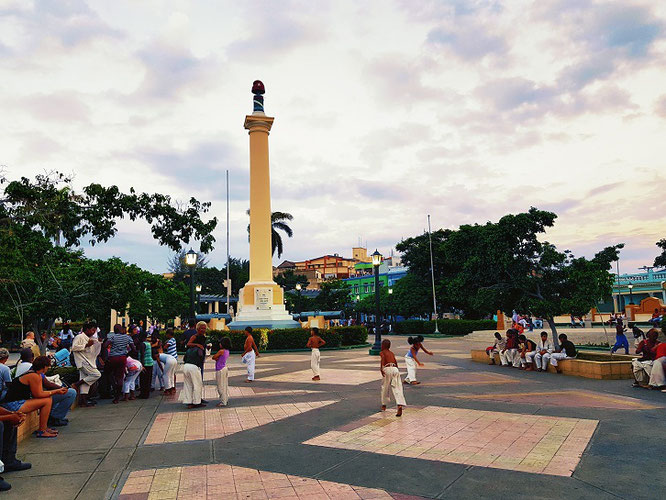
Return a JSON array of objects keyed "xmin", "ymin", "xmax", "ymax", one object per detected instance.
[
  {"xmin": 306, "ymin": 327, "xmax": 326, "ymax": 381},
  {"xmin": 1, "ymin": 356, "xmax": 66, "ymax": 438},
  {"xmin": 380, "ymin": 339, "xmax": 406, "ymax": 417},
  {"xmin": 403, "ymin": 336, "xmax": 433, "ymax": 385},
  {"xmin": 212, "ymin": 337, "xmax": 231, "ymax": 407},
  {"xmin": 241, "ymin": 327, "xmax": 260, "ymax": 383},
  {"xmin": 71, "ymin": 322, "xmax": 102, "ymax": 407},
  {"xmin": 486, "ymin": 332, "xmax": 505, "ymax": 365}
]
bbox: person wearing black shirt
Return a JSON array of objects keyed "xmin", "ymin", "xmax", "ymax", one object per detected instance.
[
  {"xmin": 517, "ymin": 335, "xmax": 537, "ymax": 371},
  {"xmin": 549, "ymin": 334, "xmax": 577, "ymax": 373},
  {"xmin": 179, "ymin": 332, "xmax": 206, "ymax": 409}
]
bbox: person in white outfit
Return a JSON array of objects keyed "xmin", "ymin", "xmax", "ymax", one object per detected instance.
[
  {"xmin": 241, "ymin": 327, "xmax": 259, "ymax": 382},
  {"xmin": 70, "ymin": 323, "xmax": 102, "ymax": 407},
  {"xmin": 159, "ymin": 353, "xmax": 177, "ymax": 394},
  {"xmin": 517, "ymin": 335, "xmax": 537, "ymax": 370},
  {"xmin": 380, "ymin": 339, "xmax": 406, "ymax": 417},
  {"xmin": 404, "ymin": 336, "xmax": 433, "ymax": 385},
  {"xmin": 306, "ymin": 327, "xmax": 326, "ymax": 381},
  {"xmin": 486, "ymin": 332, "xmax": 506, "ymax": 365},
  {"xmin": 534, "ymin": 331, "xmax": 554, "ymax": 372}
]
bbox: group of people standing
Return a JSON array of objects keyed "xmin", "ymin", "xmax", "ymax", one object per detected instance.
[{"xmin": 486, "ymin": 330, "xmax": 577, "ymax": 373}]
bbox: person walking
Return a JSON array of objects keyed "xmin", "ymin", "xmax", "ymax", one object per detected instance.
[
  {"xmin": 212, "ymin": 337, "xmax": 231, "ymax": 407},
  {"xmin": 306, "ymin": 327, "xmax": 326, "ymax": 381},
  {"xmin": 241, "ymin": 327, "xmax": 259, "ymax": 383},
  {"xmin": 380, "ymin": 339, "xmax": 406, "ymax": 417}
]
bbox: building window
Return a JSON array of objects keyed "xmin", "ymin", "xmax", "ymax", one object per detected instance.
[{"xmin": 364, "ymin": 285, "xmax": 369, "ymax": 293}]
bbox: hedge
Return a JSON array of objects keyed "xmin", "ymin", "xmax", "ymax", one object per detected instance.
[
  {"xmin": 394, "ymin": 319, "xmax": 496, "ymax": 336},
  {"xmin": 165, "ymin": 325, "xmax": 368, "ymax": 351}
]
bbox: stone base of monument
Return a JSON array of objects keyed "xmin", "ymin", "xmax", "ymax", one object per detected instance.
[{"xmin": 227, "ymin": 281, "xmax": 300, "ymax": 330}]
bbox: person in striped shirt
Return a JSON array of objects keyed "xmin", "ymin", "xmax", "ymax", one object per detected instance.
[{"xmin": 164, "ymin": 329, "xmax": 178, "ymax": 359}]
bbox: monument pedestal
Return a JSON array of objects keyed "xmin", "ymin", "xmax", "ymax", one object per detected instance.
[{"xmin": 227, "ymin": 281, "xmax": 300, "ymax": 329}]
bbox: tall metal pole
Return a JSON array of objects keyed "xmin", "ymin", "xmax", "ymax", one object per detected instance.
[
  {"xmin": 189, "ymin": 268, "xmax": 196, "ymax": 321},
  {"xmin": 427, "ymin": 215, "xmax": 439, "ymax": 334},
  {"xmin": 226, "ymin": 169, "xmax": 231, "ymax": 315},
  {"xmin": 616, "ymin": 259, "xmax": 622, "ymax": 313}
]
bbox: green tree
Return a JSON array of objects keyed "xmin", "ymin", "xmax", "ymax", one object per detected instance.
[
  {"xmin": 314, "ymin": 280, "xmax": 351, "ymax": 311},
  {"xmin": 654, "ymin": 239, "xmax": 666, "ymax": 268},
  {"xmin": 434, "ymin": 208, "xmax": 621, "ymax": 347},
  {"xmin": 275, "ymin": 269, "xmax": 309, "ymax": 291}
]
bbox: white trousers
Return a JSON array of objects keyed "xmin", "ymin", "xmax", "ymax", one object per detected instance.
[
  {"xmin": 161, "ymin": 354, "xmax": 177, "ymax": 390},
  {"xmin": 311, "ymin": 348, "xmax": 321, "ymax": 377},
  {"xmin": 549, "ymin": 352, "xmax": 574, "ymax": 366},
  {"xmin": 499, "ymin": 349, "xmax": 517, "ymax": 366},
  {"xmin": 632, "ymin": 359, "xmax": 653, "ymax": 384},
  {"xmin": 521, "ymin": 351, "xmax": 536, "ymax": 367},
  {"xmin": 404, "ymin": 356, "xmax": 417, "ymax": 383},
  {"xmin": 381, "ymin": 366, "xmax": 406, "ymax": 407},
  {"xmin": 242, "ymin": 351, "xmax": 256, "ymax": 381},
  {"xmin": 78, "ymin": 363, "xmax": 101, "ymax": 395},
  {"xmin": 648, "ymin": 358, "xmax": 666, "ymax": 387},
  {"xmin": 535, "ymin": 352, "xmax": 551, "ymax": 370},
  {"xmin": 123, "ymin": 370, "xmax": 140, "ymax": 394},
  {"xmin": 180, "ymin": 363, "xmax": 203, "ymax": 405},
  {"xmin": 216, "ymin": 366, "xmax": 229, "ymax": 405}
]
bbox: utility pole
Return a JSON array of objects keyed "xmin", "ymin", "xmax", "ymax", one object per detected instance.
[
  {"xmin": 226, "ymin": 169, "xmax": 231, "ymax": 315},
  {"xmin": 428, "ymin": 215, "xmax": 439, "ymax": 334}
]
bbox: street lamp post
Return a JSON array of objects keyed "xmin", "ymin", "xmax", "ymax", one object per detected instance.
[
  {"xmin": 628, "ymin": 283, "xmax": 634, "ymax": 305},
  {"xmin": 184, "ymin": 249, "xmax": 198, "ymax": 321},
  {"xmin": 370, "ymin": 249, "xmax": 382, "ymax": 355},
  {"xmin": 295, "ymin": 283, "xmax": 302, "ymax": 315}
]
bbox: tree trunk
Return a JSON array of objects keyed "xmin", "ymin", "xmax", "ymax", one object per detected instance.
[{"xmin": 546, "ymin": 317, "xmax": 560, "ymax": 350}]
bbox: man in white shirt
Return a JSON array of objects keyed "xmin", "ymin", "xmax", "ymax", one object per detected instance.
[
  {"xmin": 59, "ymin": 325, "xmax": 74, "ymax": 349},
  {"xmin": 71, "ymin": 322, "xmax": 101, "ymax": 407},
  {"xmin": 534, "ymin": 331, "xmax": 554, "ymax": 372}
]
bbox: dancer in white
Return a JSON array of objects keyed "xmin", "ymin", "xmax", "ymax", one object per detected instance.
[
  {"xmin": 380, "ymin": 340, "xmax": 406, "ymax": 417},
  {"xmin": 404, "ymin": 336, "xmax": 433, "ymax": 385}
]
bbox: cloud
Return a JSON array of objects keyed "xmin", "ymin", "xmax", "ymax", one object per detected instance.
[
  {"xmin": 426, "ymin": 25, "xmax": 507, "ymax": 60},
  {"xmin": 20, "ymin": 92, "xmax": 90, "ymax": 123},
  {"xmin": 656, "ymin": 95, "xmax": 666, "ymax": 118}
]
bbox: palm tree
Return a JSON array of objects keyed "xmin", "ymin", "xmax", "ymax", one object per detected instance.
[{"xmin": 247, "ymin": 210, "xmax": 294, "ymax": 258}]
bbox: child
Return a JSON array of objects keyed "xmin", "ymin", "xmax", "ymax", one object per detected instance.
[
  {"xmin": 212, "ymin": 337, "xmax": 231, "ymax": 407},
  {"xmin": 486, "ymin": 332, "xmax": 506, "ymax": 365},
  {"xmin": 121, "ymin": 356, "xmax": 142, "ymax": 401},
  {"xmin": 380, "ymin": 339, "xmax": 406, "ymax": 417},
  {"xmin": 611, "ymin": 321, "xmax": 629, "ymax": 354},
  {"xmin": 306, "ymin": 327, "xmax": 326, "ymax": 381},
  {"xmin": 403, "ymin": 335, "xmax": 433, "ymax": 385}
]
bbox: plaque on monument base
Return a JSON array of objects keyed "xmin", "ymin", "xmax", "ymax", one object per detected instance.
[{"xmin": 227, "ymin": 282, "xmax": 300, "ymax": 330}]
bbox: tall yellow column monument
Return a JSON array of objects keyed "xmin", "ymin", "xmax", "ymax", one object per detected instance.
[{"xmin": 228, "ymin": 81, "xmax": 299, "ymax": 329}]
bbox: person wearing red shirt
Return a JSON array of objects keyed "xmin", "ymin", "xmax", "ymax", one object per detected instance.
[{"xmin": 632, "ymin": 329, "xmax": 660, "ymax": 388}]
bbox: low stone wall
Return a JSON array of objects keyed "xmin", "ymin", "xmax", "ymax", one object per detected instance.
[
  {"xmin": 17, "ymin": 411, "xmax": 40, "ymax": 443},
  {"xmin": 471, "ymin": 349, "xmax": 633, "ymax": 380}
]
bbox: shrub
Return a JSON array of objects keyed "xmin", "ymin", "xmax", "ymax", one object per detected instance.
[
  {"xmin": 267, "ymin": 328, "xmax": 311, "ymax": 350},
  {"xmin": 394, "ymin": 319, "xmax": 495, "ymax": 336},
  {"xmin": 330, "ymin": 326, "xmax": 368, "ymax": 345}
]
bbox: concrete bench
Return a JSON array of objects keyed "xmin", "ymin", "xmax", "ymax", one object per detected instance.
[{"xmin": 471, "ymin": 349, "xmax": 633, "ymax": 380}]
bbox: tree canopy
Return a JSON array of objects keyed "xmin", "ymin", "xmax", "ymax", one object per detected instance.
[{"xmin": 654, "ymin": 239, "xmax": 666, "ymax": 268}]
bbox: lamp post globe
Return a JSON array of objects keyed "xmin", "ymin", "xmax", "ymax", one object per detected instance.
[
  {"xmin": 369, "ymin": 249, "xmax": 382, "ymax": 355},
  {"xmin": 184, "ymin": 249, "xmax": 198, "ymax": 321},
  {"xmin": 295, "ymin": 283, "xmax": 302, "ymax": 315}
]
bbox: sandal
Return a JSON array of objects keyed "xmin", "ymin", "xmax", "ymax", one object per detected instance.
[{"xmin": 35, "ymin": 430, "xmax": 58, "ymax": 438}]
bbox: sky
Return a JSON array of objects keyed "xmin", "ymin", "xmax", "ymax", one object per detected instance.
[{"xmin": 1, "ymin": 0, "xmax": 665, "ymax": 276}]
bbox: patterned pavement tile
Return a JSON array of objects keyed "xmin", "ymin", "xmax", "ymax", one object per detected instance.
[
  {"xmin": 260, "ymin": 369, "xmax": 381, "ymax": 385},
  {"xmin": 164, "ymin": 385, "xmax": 322, "ymax": 404},
  {"xmin": 453, "ymin": 390, "xmax": 661, "ymax": 410},
  {"xmin": 144, "ymin": 401, "xmax": 338, "ymax": 444},
  {"xmin": 420, "ymin": 372, "xmax": 520, "ymax": 386},
  {"xmin": 304, "ymin": 406, "xmax": 597, "ymax": 476},
  {"xmin": 118, "ymin": 464, "xmax": 425, "ymax": 499}
]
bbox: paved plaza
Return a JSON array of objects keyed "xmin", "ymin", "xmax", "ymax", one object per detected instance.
[{"xmin": 4, "ymin": 335, "xmax": 666, "ymax": 499}]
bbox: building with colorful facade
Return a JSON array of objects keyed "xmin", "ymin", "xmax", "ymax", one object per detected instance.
[{"xmin": 343, "ymin": 262, "xmax": 408, "ymax": 301}]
